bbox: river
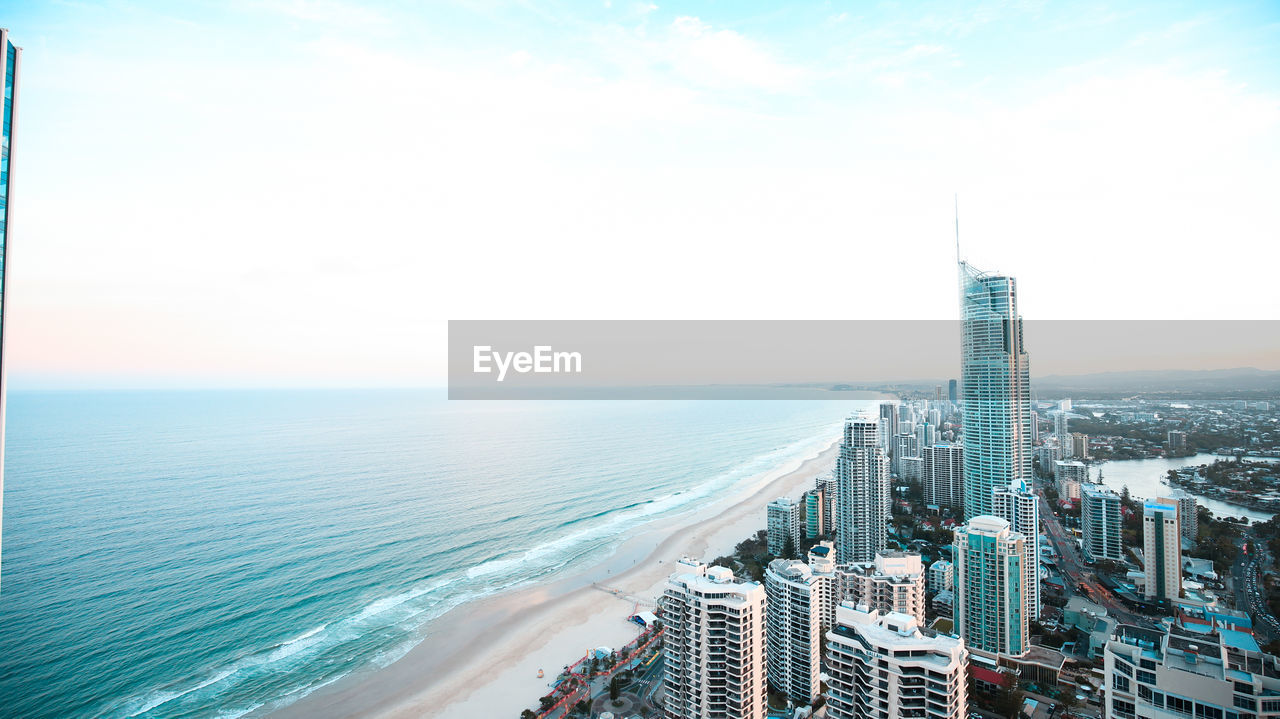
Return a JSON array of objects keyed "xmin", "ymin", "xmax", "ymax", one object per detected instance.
[{"xmin": 1091, "ymin": 453, "xmax": 1279, "ymax": 523}]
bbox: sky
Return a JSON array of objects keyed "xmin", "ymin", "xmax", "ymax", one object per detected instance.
[{"xmin": 4, "ymin": 0, "xmax": 1279, "ymax": 389}]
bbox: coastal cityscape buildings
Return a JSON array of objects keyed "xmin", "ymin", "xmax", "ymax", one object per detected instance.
[
  {"xmin": 802, "ymin": 486, "xmax": 828, "ymax": 539},
  {"xmin": 825, "ymin": 605, "xmax": 969, "ymax": 719},
  {"xmin": 922, "ymin": 443, "xmax": 964, "ymax": 510},
  {"xmin": 991, "ymin": 482, "xmax": 1040, "ymax": 619},
  {"xmin": 954, "ymin": 515, "xmax": 1028, "ymax": 657},
  {"xmin": 764, "ymin": 559, "xmax": 826, "ymax": 705},
  {"xmin": 807, "ymin": 541, "xmax": 840, "ymax": 631},
  {"xmin": 1081, "ymin": 483, "xmax": 1124, "ymax": 562},
  {"xmin": 767, "ymin": 496, "xmax": 803, "ymax": 557},
  {"xmin": 1103, "ymin": 623, "xmax": 1280, "ymax": 719},
  {"xmin": 1054, "ymin": 459, "xmax": 1089, "ymax": 484},
  {"xmin": 838, "ymin": 552, "xmax": 927, "ymax": 623},
  {"xmin": 959, "ymin": 261, "xmax": 1033, "ymax": 520},
  {"xmin": 1143, "ymin": 498, "xmax": 1183, "ymax": 602},
  {"xmin": 662, "ymin": 559, "xmax": 768, "ymax": 719},
  {"xmin": 928, "ymin": 559, "xmax": 953, "ymax": 594},
  {"xmin": 835, "ymin": 415, "xmax": 890, "ymax": 564},
  {"xmin": 1171, "ymin": 490, "xmax": 1198, "ymax": 541}
]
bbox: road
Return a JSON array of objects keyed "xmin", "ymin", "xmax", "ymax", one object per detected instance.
[
  {"xmin": 1037, "ymin": 491, "xmax": 1144, "ymax": 626},
  {"xmin": 1233, "ymin": 538, "xmax": 1280, "ymax": 641}
]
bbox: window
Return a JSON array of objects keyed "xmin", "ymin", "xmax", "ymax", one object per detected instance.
[
  {"xmin": 1169, "ymin": 696, "xmax": 1195, "ymax": 717},
  {"xmin": 1114, "ymin": 675, "xmax": 1131, "ymax": 693},
  {"xmin": 1115, "ymin": 699, "xmax": 1137, "ymax": 719},
  {"xmin": 1141, "ymin": 659, "xmax": 1157, "ymax": 670},
  {"xmin": 1236, "ymin": 683, "xmax": 1256, "ymax": 696},
  {"xmin": 1137, "ymin": 670, "xmax": 1157, "ymax": 685},
  {"xmin": 1236, "ymin": 697, "xmax": 1257, "ymax": 711},
  {"xmin": 1196, "ymin": 704, "xmax": 1224, "ymax": 719},
  {"xmin": 1262, "ymin": 701, "xmax": 1280, "ymax": 714},
  {"xmin": 1115, "ymin": 660, "xmax": 1134, "ymax": 676}
]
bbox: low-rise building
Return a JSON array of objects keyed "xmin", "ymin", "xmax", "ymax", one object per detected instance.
[{"xmin": 928, "ymin": 559, "xmax": 953, "ymax": 594}]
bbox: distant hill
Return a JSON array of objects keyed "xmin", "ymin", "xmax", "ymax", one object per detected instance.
[{"xmin": 1034, "ymin": 367, "xmax": 1280, "ymax": 396}]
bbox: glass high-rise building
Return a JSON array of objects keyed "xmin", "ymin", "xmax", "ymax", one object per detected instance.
[
  {"xmin": 953, "ymin": 516, "xmax": 1027, "ymax": 657},
  {"xmin": 959, "ymin": 261, "xmax": 1032, "ymax": 520},
  {"xmin": 0, "ymin": 29, "xmax": 20, "ymax": 589}
]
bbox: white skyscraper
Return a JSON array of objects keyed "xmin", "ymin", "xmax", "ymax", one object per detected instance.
[
  {"xmin": 765, "ymin": 559, "xmax": 825, "ymax": 705},
  {"xmin": 825, "ymin": 605, "xmax": 969, "ymax": 719},
  {"xmin": 807, "ymin": 541, "xmax": 840, "ymax": 632},
  {"xmin": 954, "ymin": 516, "xmax": 1028, "ymax": 657},
  {"xmin": 663, "ymin": 559, "xmax": 767, "ymax": 719},
  {"xmin": 892, "ymin": 433, "xmax": 919, "ymax": 476},
  {"xmin": 835, "ymin": 415, "xmax": 889, "ymax": 564},
  {"xmin": 1143, "ymin": 498, "xmax": 1182, "ymax": 601},
  {"xmin": 878, "ymin": 402, "xmax": 899, "ymax": 456},
  {"xmin": 992, "ymin": 481, "xmax": 1040, "ymax": 620},
  {"xmin": 838, "ymin": 552, "xmax": 927, "ymax": 623},
  {"xmin": 1171, "ymin": 489, "xmax": 1198, "ymax": 541},
  {"xmin": 1081, "ymin": 483, "xmax": 1123, "ymax": 562},
  {"xmin": 767, "ymin": 496, "xmax": 803, "ymax": 557},
  {"xmin": 922, "ymin": 444, "xmax": 964, "ymax": 510}
]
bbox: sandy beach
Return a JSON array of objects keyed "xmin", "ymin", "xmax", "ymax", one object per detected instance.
[{"xmin": 269, "ymin": 435, "xmax": 841, "ymax": 719}]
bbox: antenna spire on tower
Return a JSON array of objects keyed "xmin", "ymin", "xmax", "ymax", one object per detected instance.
[{"xmin": 954, "ymin": 193, "xmax": 961, "ymax": 265}]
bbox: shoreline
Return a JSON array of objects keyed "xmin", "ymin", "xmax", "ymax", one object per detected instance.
[
  {"xmin": 1092, "ymin": 453, "xmax": 1279, "ymax": 522},
  {"xmin": 267, "ymin": 435, "xmax": 842, "ymax": 719}
]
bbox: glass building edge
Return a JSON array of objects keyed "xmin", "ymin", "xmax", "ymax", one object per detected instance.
[{"xmin": 0, "ymin": 29, "xmax": 18, "ymax": 593}]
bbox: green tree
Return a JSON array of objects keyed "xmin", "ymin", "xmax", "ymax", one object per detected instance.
[{"xmin": 609, "ymin": 674, "xmax": 621, "ymax": 702}]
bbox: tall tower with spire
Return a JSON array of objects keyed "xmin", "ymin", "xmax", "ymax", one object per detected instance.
[{"xmin": 958, "ymin": 260, "xmax": 1033, "ymax": 520}]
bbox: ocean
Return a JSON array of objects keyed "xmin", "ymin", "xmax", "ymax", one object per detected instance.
[{"xmin": 0, "ymin": 390, "xmax": 870, "ymax": 718}]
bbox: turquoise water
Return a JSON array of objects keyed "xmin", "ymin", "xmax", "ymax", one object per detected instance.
[{"xmin": 0, "ymin": 391, "xmax": 868, "ymax": 718}]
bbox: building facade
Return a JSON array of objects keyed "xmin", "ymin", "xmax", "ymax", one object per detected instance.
[
  {"xmin": 764, "ymin": 559, "xmax": 825, "ymax": 705},
  {"xmin": 992, "ymin": 481, "xmax": 1040, "ymax": 620},
  {"xmin": 928, "ymin": 559, "xmax": 953, "ymax": 594},
  {"xmin": 1081, "ymin": 483, "xmax": 1124, "ymax": 562},
  {"xmin": 835, "ymin": 415, "xmax": 890, "ymax": 564},
  {"xmin": 767, "ymin": 496, "xmax": 803, "ymax": 557},
  {"xmin": 959, "ymin": 262, "xmax": 1033, "ymax": 520},
  {"xmin": 663, "ymin": 559, "xmax": 767, "ymax": 719},
  {"xmin": 1143, "ymin": 498, "xmax": 1182, "ymax": 601},
  {"xmin": 1172, "ymin": 490, "xmax": 1198, "ymax": 541},
  {"xmin": 1104, "ymin": 623, "xmax": 1280, "ymax": 719},
  {"xmin": 1055, "ymin": 460, "xmax": 1089, "ymax": 484},
  {"xmin": 839, "ymin": 552, "xmax": 927, "ymax": 624},
  {"xmin": 954, "ymin": 515, "xmax": 1028, "ymax": 657},
  {"xmin": 803, "ymin": 487, "xmax": 828, "ymax": 539},
  {"xmin": 826, "ymin": 605, "xmax": 968, "ymax": 719},
  {"xmin": 922, "ymin": 444, "xmax": 964, "ymax": 510},
  {"xmin": 807, "ymin": 541, "xmax": 840, "ymax": 632},
  {"xmin": 0, "ymin": 30, "xmax": 19, "ymax": 590},
  {"xmin": 1071, "ymin": 433, "xmax": 1090, "ymax": 459}
]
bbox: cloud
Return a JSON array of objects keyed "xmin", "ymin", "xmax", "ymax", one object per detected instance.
[
  {"xmin": 660, "ymin": 16, "xmax": 806, "ymax": 92},
  {"xmin": 247, "ymin": 0, "xmax": 390, "ymax": 26}
]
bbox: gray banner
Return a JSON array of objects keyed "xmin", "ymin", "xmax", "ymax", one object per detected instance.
[{"xmin": 448, "ymin": 320, "xmax": 1280, "ymax": 399}]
